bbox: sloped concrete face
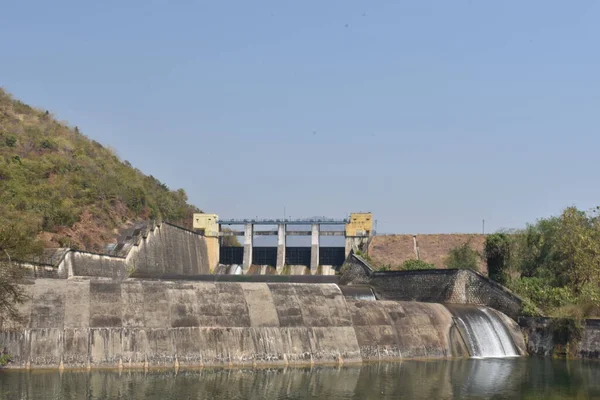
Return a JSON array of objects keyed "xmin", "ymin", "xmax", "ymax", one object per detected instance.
[
  {"xmin": 346, "ymin": 300, "xmax": 469, "ymax": 361},
  {"xmin": 2, "ymin": 280, "xmax": 363, "ymax": 369},
  {"xmin": 63, "ymin": 223, "xmax": 211, "ymax": 279},
  {"xmin": 0, "ymin": 279, "xmax": 524, "ymax": 369}
]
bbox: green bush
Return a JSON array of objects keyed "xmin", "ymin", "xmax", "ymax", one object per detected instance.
[
  {"xmin": 446, "ymin": 242, "xmax": 480, "ymax": 271},
  {"xmin": 519, "ymin": 296, "xmax": 543, "ymax": 317},
  {"xmin": 5, "ymin": 136, "xmax": 16, "ymax": 147},
  {"xmin": 485, "ymin": 233, "xmax": 511, "ymax": 285},
  {"xmin": 510, "ymin": 277, "xmax": 576, "ymax": 311},
  {"xmin": 354, "ymin": 249, "xmax": 372, "ymax": 262},
  {"xmin": 40, "ymin": 138, "xmax": 55, "ymax": 150},
  {"xmin": 0, "ymin": 352, "xmax": 11, "ymax": 366},
  {"xmin": 401, "ymin": 259, "xmax": 435, "ymax": 270}
]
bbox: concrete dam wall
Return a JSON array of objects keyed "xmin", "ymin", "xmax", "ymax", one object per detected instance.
[
  {"xmin": 46, "ymin": 222, "xmax": 211, "ymax": 280},
  {"xmin": 0, "ymin": 279, "xmax": 525, "ymax": 369}
]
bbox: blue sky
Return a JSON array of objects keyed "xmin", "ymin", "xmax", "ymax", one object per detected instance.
[{"xmin": 2, "ymin": 0, "xmax": 599, "ymax": 234}]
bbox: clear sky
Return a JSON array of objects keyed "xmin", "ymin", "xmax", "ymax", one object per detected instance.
[{"xmin": 2, "ymin": 1, "xmax": 599, "ymax": 234}]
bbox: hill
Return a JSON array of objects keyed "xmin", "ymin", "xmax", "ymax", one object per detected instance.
[
  {"xmin": 0, "ymin": 88, "xmax": 200, "ymax": 252},
  {"xmin": 368, "ymin": 234, "xmax": 487, "ymax": 272}
]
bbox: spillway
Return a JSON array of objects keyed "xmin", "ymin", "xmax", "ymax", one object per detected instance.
[
  {"xmin": 0, "ymin": 279, "xmax": 525, "ymax": 369},
  {"xmin": 340, "ymin": 285, "xmax": 377, "ymax": 301},
  {"xmin": 448, "ymin": 305, "xmax": 519, "ymax": 358}
]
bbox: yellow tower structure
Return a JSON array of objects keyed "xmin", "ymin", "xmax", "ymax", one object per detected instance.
[
  {"xmin": 193, "ymin": 213, "xmax": 219, "ymax": 236},
  {"xmin": 345, "ymin": 212, "xmax": 373, "ymax": 257},
  {"xmin": 345, "ymin": 212, "xmax": 373, "ymax": 237},
  {"xmin": 193, "ymin": 213, "xmax": 220, "ymax": 271}
]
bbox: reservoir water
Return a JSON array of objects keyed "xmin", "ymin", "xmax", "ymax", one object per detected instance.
[{"xmin": 2, "ymin": 358, "xmax": 600, "ymax": 399}]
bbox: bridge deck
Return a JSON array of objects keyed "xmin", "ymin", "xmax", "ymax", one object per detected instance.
[
  {"xmin": 218, "ymin": 218, "xmax": 349, "ymax": 225},
  {"xmin": 220, "ymin": 230, "xmax": 345, "ymax": 236}
]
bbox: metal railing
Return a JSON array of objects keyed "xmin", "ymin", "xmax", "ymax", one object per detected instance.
[{"xmin": 218, "ymin": 217, "xmax": 349, "ymax": 225}]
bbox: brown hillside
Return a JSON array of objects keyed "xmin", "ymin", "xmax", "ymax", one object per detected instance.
[
  {"xmin": 369, "ymin": 234, "xmax": 487, "ymax": 273},
  {"xmin": 0, "ymin": 88, "xmax": 200, "ymax": 252}
]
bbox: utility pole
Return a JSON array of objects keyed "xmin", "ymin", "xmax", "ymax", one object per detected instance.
[{"xmin": 482, "ymin": 219, "xmax": 485, "ymax": 235}]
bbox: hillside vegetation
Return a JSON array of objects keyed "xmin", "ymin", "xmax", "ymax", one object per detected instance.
[
  {"xmin": 485, "ymin": 207, "xmax": 600, "ymax": 319},
  {"xmin": 0, "ymin": 88, "xmax": 199, "ymax": 252}
]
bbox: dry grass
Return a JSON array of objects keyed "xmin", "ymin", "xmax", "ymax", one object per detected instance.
[{"xmin": 369, "ymin": 234, "xmax": 487, "ymax": 273}]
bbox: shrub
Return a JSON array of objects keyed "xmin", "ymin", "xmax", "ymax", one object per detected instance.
[
  {"xmin": 354, "ymin": 249, "xmax": 372, "ymax": 262},
  {"xmin": 446, "ymin": 242, "xmax": 480, "ymax": 271},
  {"xmin": 485, "ymin": 233, "xmax": 511, "ymax": 285},
  {"xmin": 510, "ymin": 277, "xmax": 576, "ymax": 313},
  {"xmin": 0, "ymin": 351, "xmax": 11, "ymax": 366},
  {"xmin": 40, "ymin": 139, "xmax": 55, "ymax": 150},
  {"xmin": 401, "ymin": 259, "xmax": 435, "ymax": 270},
  {"xmin": 5, "ymin": 136, "xmax": 16, "ymax": 147}
]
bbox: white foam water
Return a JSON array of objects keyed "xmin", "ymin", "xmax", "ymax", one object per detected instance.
[{"xmin": 451, "ymin": 306, "xmax": 519, "ymax": 358}]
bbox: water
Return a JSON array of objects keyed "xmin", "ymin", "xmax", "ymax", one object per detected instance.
[
  {"xmin": 448, "ymin": 305, "xmax": 519, "ymax": 358},
  {"xmin": 340, "ymin": 285, "xmax": 377, "ymax": 301},
  {"xmin": 1, "ymin": 358, "xmax": 600, "ymax": 399}
]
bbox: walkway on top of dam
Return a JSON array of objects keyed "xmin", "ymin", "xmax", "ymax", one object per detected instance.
[{"xmin": 218, "ymin": 217, "xmax": 349, "ymax": 225}]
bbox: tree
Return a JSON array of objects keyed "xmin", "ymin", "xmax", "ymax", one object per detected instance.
[
  {"xmin": 505, "ymin": 206, "xmax": 600, "ymax": 317},
  {"xmin": 446, "ymin": 242, "xmax": 480, "ymax": 271},
  {"xmin": 221, "ymin": 228, "xmax": 241, "ymax": 247},
  {"xmin": 485, "ymin": 233, "xmax": 511, "ymax": 285},
  {"xmin": 0, "ymin": 223, "xmax": 42, "ymax": 328},
  {"xmin": 221, "ymin": 235, "xmax": 242, "ymax": 247},
  {"xmin": 552, "ymin": 207, "xmax": 600, "ymax": 294}
]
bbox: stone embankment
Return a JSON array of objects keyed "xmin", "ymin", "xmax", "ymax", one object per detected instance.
[
  {"xmin": 341, "ymin": 253, "xmax": 522, "ymax": 320},
  {"xmin": 0, "ymin": 279, "xmax": 525, "ymax": 369},
  {"xmin": 519, "ymin": 318, "xmax": 600, "ymax": 359}
]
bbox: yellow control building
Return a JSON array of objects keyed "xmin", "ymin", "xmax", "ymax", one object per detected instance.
[
  {"xmin": 345, "ymin": 212, "xmax": 373, "ymax": 237},
  {"xmin": 193, "ymin": 213, "xmax": 220, "ymax": 271},
  {"xmin": 193, "ymin": 213, "xmax": 219, "ymax": 237}
]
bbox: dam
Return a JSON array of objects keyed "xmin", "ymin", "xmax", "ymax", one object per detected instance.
[
  {"xmin": 0, "ymin": 220, "xmax": 527, "ymax": 370},
  {"xmin": 0, "ymin": 279, "xmax": 525, "ymax": 369},
  {"xmin": 193, "ymin": 213, "xmax": 373, "ymax": 273}
]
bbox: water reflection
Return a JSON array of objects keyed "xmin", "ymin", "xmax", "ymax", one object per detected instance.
[{"xmin": 2, "ymin": 358, "xmax": 600, "ymax": 399}]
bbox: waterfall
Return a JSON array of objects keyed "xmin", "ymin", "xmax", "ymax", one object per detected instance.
[
  {"xmin": 340, "ymin": 285, "xmax": 377, "ymax": 301},
  {"xmin": 449, "ymin": 305, "xmax": 519, "ymax": 358},
  {"xmin": 228, "ymin": 264, "xmax": 243, "ymax": 275}
]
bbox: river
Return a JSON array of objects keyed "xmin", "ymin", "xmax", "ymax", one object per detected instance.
[{"xmin": 1, "ymin": 358, "xmax": 600, "ymax": 399}]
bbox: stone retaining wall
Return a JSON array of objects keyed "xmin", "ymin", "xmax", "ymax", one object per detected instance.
[
  {"xmin": 367, "ymin": 269, "xmax": 522, "ymax": 320},
  {"xmin": 519, "ymin": 317, "xmax": 600, "ymax": 359}
]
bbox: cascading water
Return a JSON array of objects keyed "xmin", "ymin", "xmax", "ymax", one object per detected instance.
[
  {"xmin": 339, "ymin": 285, "xmax": 377, "ymax": 301},
  {"xmin": 448, "ymin": 305, "xmax": 519, "ymax": 358},
  {"xmin": 228, "ymin": 264, "xmax": 243, "ymax": 275}
]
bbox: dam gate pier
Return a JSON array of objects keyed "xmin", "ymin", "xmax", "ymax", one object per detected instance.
[{"xmin": 193, "ymin": 213, "xmax": 373, "ymax": 273}]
